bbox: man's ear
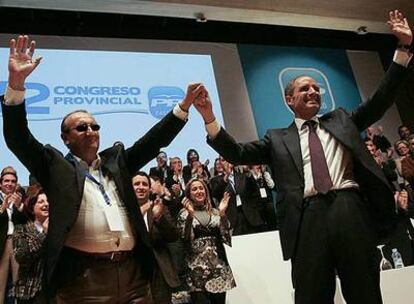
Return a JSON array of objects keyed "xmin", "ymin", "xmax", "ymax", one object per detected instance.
[
  {"xmin": 285, "ymin": 95, "xmax": 293, "ymax": 107},
  {"xmin": 61, "ymin": 133, "xmax": 69, "ymax": 145}
]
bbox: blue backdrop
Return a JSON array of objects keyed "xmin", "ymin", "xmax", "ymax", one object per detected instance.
[{"xmin": 237, "ymin": 45, "xmax": 362, "ymax": 137}]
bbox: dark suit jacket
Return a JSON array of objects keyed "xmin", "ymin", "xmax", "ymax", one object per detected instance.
[
  {"xmin": 1, "ymin": 100, "xmax": 186, "ymax": 297},
  {"xmin": 208, "ymin": 62, "xmax": 411, "ymax": 260},
  {"xmin": 149, "ymin": 166, "xmax": 173, "ymax": 184},
  {"xmin": 147, "ymin": 206, "xmax": 181, "ymax": 289},
  {"xmin": 209, "ymin": 171, "xmax": 263, "ymax": 228},
  {"xmin": 0, "ymin": 209, "xmax": 8, "ymax": 257},
  {"xmin": 0, "ymin": 194, "xmax": 28, "ymax": 257}
]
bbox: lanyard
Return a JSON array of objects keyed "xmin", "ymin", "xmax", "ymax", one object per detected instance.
[{"xmin": 85, "ymin": 170, "xmax": 111, "ymax": 206}]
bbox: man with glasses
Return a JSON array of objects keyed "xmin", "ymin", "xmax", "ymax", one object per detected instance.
[{"xmin": 1, "ymin": 35, "xmax": 205, "ymax": 304}]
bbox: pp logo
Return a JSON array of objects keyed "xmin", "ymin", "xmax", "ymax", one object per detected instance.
[
  {"xmin": 278, "ymin": 68, "xmax": 335, "ymax": 116},
  {"xmin": 0, "ymin": 81, "xmax": 50, "ymax": 115},
  {"xmin": 148, "ymin": 86, "xmax": 185, "ymax": 119}
]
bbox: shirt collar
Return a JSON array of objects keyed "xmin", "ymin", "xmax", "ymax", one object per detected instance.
[
  {"xmin": 294, "ymin": 116, "xmax": 319, "ymax": 131},
  {"xmin": 71, "ymin": 154, "xmax": 101, "ymax": 170}
]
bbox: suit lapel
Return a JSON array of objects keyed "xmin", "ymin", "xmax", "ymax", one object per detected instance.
[
  {"xmin": 318, "ymin": 113, "xmax": 353, "ymax": 150},
  {"xmin": 282, "ymin": 123, "xmax": 304, "ymax": 181},
  {"xmin": 64, "ymin": 153, "xmax": 86, "ymax": 196},
  {"xmin": 100, "ymin": 154, "xmax": 126, "ymax": 202}
]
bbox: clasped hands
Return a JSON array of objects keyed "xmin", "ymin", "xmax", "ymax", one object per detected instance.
[{"xmin": 179, "ymin": 83, "xmax": 216, "ymax": 124}]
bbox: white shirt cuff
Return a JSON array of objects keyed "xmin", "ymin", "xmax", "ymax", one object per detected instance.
[
  {"xmin": 173, "ymin": 104, "xmax": 189, "ymax": 121},
  {"xmin": 393, "ymin": 50, "xmax": 413, "ymax": 67},
  {"xmin": 17, "ymin": 204, "xmax": 25, "ymax": 212},
  {"xmin": 206, "ymin": 119, "xmax": 221, "ymax": 139},
  {"xmin": 4, "ymin": 86, "xmax": 25, "ymax": 105}
]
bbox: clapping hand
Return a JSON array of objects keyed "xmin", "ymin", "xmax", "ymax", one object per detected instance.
[
  {"xmin": 152, "ymin": 197, "xmax": 165, "ymax": 221},
  {"xmin": 8, "ymin": 192, "xmax": 23, "ymax": 209},
  {"xmin": 42, "ymin": 217, "xmax": 49, "ymax": 234},
  {"xmin": 0, "ymin": 194, "xmax": 12, "ymax": 213},
  {"xmin": 396, "ymin": 190, "xmax": 409, "ymax": 210},
  {"xmin": 218, "ymin": 191, "xmax": 230, "ymax": 217},
  {"xmin": 182, "ymin": 197, "xmax": 194, "ymax": 216},
  {"xmin": 8, "ymin": 35, "xmax": 42, "ymax": 91},
  {"xmin": 387, "ymin": 10, "xmax": 413, "ymax": 46},
  {"xmin": 171, "ymin": 183, "xmax": 182, "ymax": 196}
]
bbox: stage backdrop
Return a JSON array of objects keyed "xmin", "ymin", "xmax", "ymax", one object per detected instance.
[
  {"xmin": 0, "ymin": 41, "xmax": 231, "ymax": 182},
  {"xmin": 237, "ymin": 44, "xmax": 362, "ymax": 137}
]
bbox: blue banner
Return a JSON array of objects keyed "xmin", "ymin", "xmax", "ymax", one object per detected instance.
[{"xmin": 237, "ymin": 45, "xmax": 361, "ymax": 137}]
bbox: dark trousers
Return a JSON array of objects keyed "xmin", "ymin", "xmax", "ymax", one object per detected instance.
[
  {"xmin": 56, "ymin": 254, "xmax": 150, "ymax": 304},
  {"xmin": 150, "ymin": 266, "xmax": 172, "ymax": 304},
  {"xmin": 291, "ymin": 190, "xmax": 382, "ymax": 304},
  {"xmin": 190, "ymin": 292, "xmax": 225, "ymax": 304}
]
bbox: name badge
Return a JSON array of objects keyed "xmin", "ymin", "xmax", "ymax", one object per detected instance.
[
  {"xmin": 104, "ymin": 204, "xmax": 125, "ymax": 231},
  {"xmin": 259, "ymin": 188, "xmax": 267, "ymax": 198},
  {"xmin": 236, "ymin": 194, "xmax": 242, "ymax": 207}
]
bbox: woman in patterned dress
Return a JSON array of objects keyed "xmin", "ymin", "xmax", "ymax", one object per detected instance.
[
  {"xmin": 13, "ymin": 184, "xmax": 49, "ymax": 304},
  {"xmin": 177, "ymin": 178, "xmax": 235, "ymax": 304}
]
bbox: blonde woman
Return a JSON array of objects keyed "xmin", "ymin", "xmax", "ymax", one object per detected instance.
[{"xmin": 177, "ymin": 178, "xmax": 235, "ymax": 304}]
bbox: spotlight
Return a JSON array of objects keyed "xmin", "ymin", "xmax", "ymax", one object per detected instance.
[
  {"xmin": 356, "ymin": 26, "xmax": 368, "ymax": 35},
  {"xmin": 195, "ymin": 13, "xmax": 207, "ymax": 23}
]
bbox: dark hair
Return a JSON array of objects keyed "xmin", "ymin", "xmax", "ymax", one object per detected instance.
[
  {"xmin": 186, "ymin": 149, "xmax": 199, "ymax": 164},
  {"xmin": 398, "ymin": 125, "xmax": 410, "ymax": 132},
  {"xmin": 134, "ymin": 171, "xmax": 151, "ymax": 188},
  {"xmin": 284, "ymin": 75, "xmax": 308, "ymax": 97},
  {"xmin": 156, "ymin": 151, "xmax": 167, "ymax": 158},
  {"xmin": 24, "ymin": 184, "xmax": 44, "ymax": 221},
  {"xmin": 60, "ymin": 109, "xmax": 90, "ymax": 133},
  {"xmin": 0, "ymin": 166, "xmax": 18, "ymax": 183}
]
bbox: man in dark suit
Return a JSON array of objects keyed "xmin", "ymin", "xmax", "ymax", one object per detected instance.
[
  {"xmin": 0, "ymin": 167, "xmax": 24, "ymax": 304},
  {"xmin": 209, "ymin": 159, "xmax": 260, "ymax": 235},
  {"xmin": 1, "ymin": 35, "xmax": 204, "ymax": 303},
  {"xmin": 149, "ymin": 151, "xmax": 172, "ymax": 184},
  {"xmin": 133, "ymin": 171, "xmax": 181, "ymax": 304},
  {"xmin": 193, "ymin": 10, "xmax": 413, "ymax": 304}
]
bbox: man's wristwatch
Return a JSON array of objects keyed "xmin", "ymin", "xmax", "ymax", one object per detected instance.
[{"xmin": 397, "ymin": 43, "xmax": 413, "ymax": 52}]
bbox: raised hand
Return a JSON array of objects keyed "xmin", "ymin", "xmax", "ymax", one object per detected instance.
[
  {"xmin": 387, "ymin": 10, "xmax": 413, "ymax": 46},
  {"xmin": 179, "ymin": 83, "xmax": 207, "ymax": 111},
  {"xmin": 8, "ymin": 35, "xmax": 42, "ymax": 91},
  {"xmin": 42, "ymin": 217, "xmax": 49, "ymax": 234},
  {"xmin": 193, "ymin": 90, "xmax": 216, "ymax": 124},
  {"xmin": 182, "ymin": 197, "xmax": 194, "ymax": 216},
  {"xmin": 218, "ymin": 191, "xmax": 230, "ymax": 217}
]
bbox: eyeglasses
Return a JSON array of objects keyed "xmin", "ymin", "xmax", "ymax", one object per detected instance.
[{"xmin": 71, "ymin": 123, "xmax": 101, "ymax": 133}]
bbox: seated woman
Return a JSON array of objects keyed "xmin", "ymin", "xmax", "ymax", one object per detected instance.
[
  {"xmin": 177, "ymin": 178, "xmax": 235, "ymax": 304},
  {"xmin": 13, "ymin": 184, "xmax": 49, "ymax": 304}
]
